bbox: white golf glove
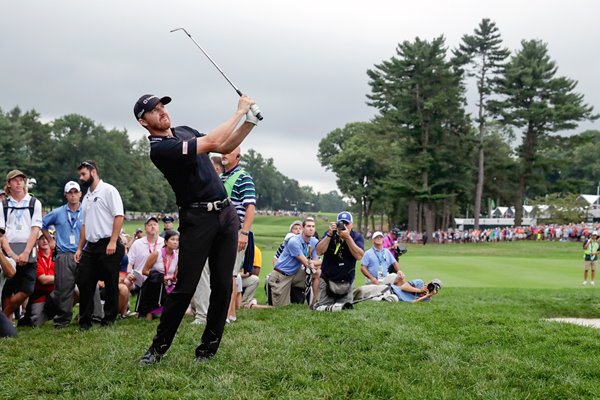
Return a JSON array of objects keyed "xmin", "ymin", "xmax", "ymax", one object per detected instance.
[{"xmin": 245, "ymin": 109, "xmax": 259, "ymax": 125}]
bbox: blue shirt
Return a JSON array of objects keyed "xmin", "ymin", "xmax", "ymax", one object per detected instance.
[
  {"xmin": 361, "ymin": 247, "xmax": 396, "ymax": 282},
  {"xmin": 390, "ymin": 279, "xmax": 430, "ymax": 302},
  {"xmin": 274, "ymin": 234, "xmax": 319, "ymax": 276},
  {"xmin": 42, "ymin": 204, "xmax": 83, "ymax": 254}
]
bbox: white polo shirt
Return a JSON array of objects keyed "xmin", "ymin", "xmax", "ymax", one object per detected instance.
[
  {"xmin": 0, "ymin": 194, "xmax": 43, "ymax": 243},
  {"xmin": 81, "ymin": 180, "xmax": 124, "ymax": 243},
  {"xmin": 127, "ymin": 236, "xmax": 164, "ymax": 286}
]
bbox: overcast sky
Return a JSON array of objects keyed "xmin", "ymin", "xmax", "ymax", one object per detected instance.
[{"xmin": 1, "ymin": 1, "xmax": 598, "ymax": 193}]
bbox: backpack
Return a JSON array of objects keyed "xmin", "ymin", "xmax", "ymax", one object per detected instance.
[{"xmin": 2, "ymin": 197, "xmax": 37, "ymax": 223}]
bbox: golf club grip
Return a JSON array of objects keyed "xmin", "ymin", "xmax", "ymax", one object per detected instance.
[{"xmin": 250, "ymin": 104, "xmax": 263, "ymax": 121}]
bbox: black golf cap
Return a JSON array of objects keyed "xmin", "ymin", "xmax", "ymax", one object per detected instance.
[{"xmin": 134, "ymin": 94, "xmax": 172, "ymax": 119}]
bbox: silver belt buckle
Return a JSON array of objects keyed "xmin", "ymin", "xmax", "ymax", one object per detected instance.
[{"xmin": 212, "ymin": 200, "xmax": 222, "ymax": 211}]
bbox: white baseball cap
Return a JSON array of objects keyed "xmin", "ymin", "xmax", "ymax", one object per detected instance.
[
  {"xmin": 372, "ymin": 231, "xmax": 384, "ymax": 239},
  {"xmin": 64, "ymin": 181, "xmax": 81, "ymax": 193}
]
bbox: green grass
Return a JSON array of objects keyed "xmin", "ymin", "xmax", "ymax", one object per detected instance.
[{"xmin": 2, "ymin": 217, "xmax": 600, "ymax": 398}]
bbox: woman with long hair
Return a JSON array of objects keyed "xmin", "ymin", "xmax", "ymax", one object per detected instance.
[{"xmin": 137, "ymin": 230, "xmax": 179, "ymax": 320}]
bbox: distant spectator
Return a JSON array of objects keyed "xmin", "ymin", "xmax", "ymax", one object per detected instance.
[
  {"xmin": 240, "ymin": 245, "xmax": 261, "ymax": 307},
  {"xmin": 0, "ymin": 241, "xmax": 17, "ymax": 337},
  {"xmin": 273, "ymin": 220, "xmax": 302, "ymax": 266},
  {"xmin": 126, "ymin": 217, "xmax": 164, "ymax": 291},
  {"xmin": 270, "ymin": 217, "xmax": 321, "ymax": 307},
  {"xmin": 383, "ymin": 228, "xmax": 402, "ymax": 259},
  {"xmin": 0, "ymin": 169, "xmax": 43, "ymax": 321},
  {"xmin": 27, "ymin": 234, "xmax": 55, "ymax": 326},
  {"xmin": 117, "ymin": 241, "xmax": 132, "ymax": 318},
  {"xmin": 221, "ymin": 147, "xmax": 257, "ymax": 322},
  {"xmin": 138, "ymin": 230, "xmax": 179, "ymax": 320},
  {"xmin": 159, "ymin": 216, "xmax": 175, "ymax": 239},
  {"xmin": 74, "ymin": 160, "xmax": 125, "ymax": 330},
  {"xmin": 583, "ymin": 230, "xmax": 599, "ymax": 286},
  {"xmin": 353, "ymin": 231, "xmax": 400, "ymax": 301},
  {"xmin": 41, "ymin": 181, "xmax": 85, "ymax": 329},
  {"xmin": 210, "ymin": 155, "xmax": 225, "ymax": 175}
]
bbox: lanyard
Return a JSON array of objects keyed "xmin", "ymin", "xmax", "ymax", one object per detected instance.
[
  {"xmin": 163, "ymin": 249, "xmax": 174, "ymax": 278},
  {"xmin": 8, "ymin": 198, "xmax": 25, "ymax": 221},
  {"xmin": 302, "ymin": 241, "xmax": 310, "ymax": 257},
  {"xmin": 147, "ymin": 239, "xmax": 158, "ymax": 254},
  {"xmin": 374, "ymin": 249, "xmax": 385, "ymax": 266},
  {"xmin": 66, "ymin": 206, "xmax": 81, "ymax": 232}
]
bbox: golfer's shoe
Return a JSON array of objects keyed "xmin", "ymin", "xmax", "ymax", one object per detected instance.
[
  {"xmin": 195, "ymin": 351, "xmax": 215, "ymax": 365},
  {"xmin": 139, "ymin": 347, "xmax": 163, "ymax": 366}
]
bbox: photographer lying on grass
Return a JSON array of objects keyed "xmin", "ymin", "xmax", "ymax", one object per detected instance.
[{"xmin": 353, "ymin": 271, "xmax": 442, "ymax": 303}]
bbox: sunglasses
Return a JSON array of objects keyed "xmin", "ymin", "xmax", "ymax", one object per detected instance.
[{"xmin": 78, "ymin": 161, "xmax": 96, "ymax": 170}]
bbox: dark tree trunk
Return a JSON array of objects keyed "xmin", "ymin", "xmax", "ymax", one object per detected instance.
[{"xmin": 408, "ymin": 200, "xmax": 418, "ymax": 231}]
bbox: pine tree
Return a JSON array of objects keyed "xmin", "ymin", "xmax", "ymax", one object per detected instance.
[
  {"xmin": 454, "ymin": 18, "xmax": 510, "ymax": 228},
  {"xmin": 490, "ymin": 39, "xmax": 597, "ymax": 225},
  {"xmin": 367, "ymin": 36, "xmax": 472, "ymax": 237}
]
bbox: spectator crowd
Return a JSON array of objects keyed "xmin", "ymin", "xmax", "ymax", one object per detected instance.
[{"xmin": 377, "ymin": 223, "xmax": 599, "ymax": 245}]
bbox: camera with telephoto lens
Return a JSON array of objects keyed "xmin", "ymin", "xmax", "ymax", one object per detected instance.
[
  {"xmin": 336, "ymin": 221, "xmax": 346, "ymax": 231},
  {"xmin": 393, "ymin": 242, "xmax": 408, "ymax": 262},
  {"xmin": 427, "ymin": 281, "xmax": 441, "ymax": 294},
  {"xmin": 314, "ymin": 303, "xmax": 353, "ymax": 312}
]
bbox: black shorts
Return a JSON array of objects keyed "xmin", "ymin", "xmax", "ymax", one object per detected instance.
[{"xmin": 1, "ymin": 262, "xmax": 36, "ymax": 298}]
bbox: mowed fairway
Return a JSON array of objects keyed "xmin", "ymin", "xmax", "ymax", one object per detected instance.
[
  {"xmin": 1, "ymin": 216, "xmax": 600, "ymax": 399},
  {"xmin": 402, "ymin": 241, "xmax": 581, "ymax": 289}
]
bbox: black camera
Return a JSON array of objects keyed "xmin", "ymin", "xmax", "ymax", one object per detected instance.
[
  {"xmin": 336, "ymin": 221, "xmax": 346, "ymax": 231},
  {"xmin": 427, "ymin": 282, "xmax": 441, "ymax": 293},
  {"xmin": 394, "ymin": 243, "xmax": 408, "ymax": 261}
]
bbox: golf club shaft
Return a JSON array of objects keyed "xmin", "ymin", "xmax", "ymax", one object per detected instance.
[{"xmin": 170, "ymin": 28, "xmax": 263, "ymax": 120}]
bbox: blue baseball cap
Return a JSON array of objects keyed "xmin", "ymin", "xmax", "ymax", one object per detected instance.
[{"xmin": 337, "ymin": 211, "xmax": 352, "ymax": 223}]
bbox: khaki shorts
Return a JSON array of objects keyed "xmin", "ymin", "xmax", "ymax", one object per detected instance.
[
  {"xmin": 584, "ymin": 260, "xmax": 598, "ymax": 271},
  {"xmin": 269, "ymin": 268, "xmax": 307, "ymax": 307}
]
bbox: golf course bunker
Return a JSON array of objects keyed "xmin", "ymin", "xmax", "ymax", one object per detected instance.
[{"xmin": 545, "ymin": 318, "xmax": 600, "ymax": 329}]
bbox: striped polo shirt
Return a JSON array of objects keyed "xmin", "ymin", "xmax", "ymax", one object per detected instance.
[{"xmin": 221, "ymin": 165, "xmax": 256, "ymax": 223}]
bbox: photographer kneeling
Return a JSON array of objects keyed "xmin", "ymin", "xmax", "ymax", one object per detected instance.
[{"xmin": 314, "ymin": 212, "xmax": 364, "ymax": 311}]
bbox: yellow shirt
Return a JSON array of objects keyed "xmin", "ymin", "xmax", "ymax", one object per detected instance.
[{"xmin": 253, "ymin": 246, "xmax": 262, "ymax": 269}]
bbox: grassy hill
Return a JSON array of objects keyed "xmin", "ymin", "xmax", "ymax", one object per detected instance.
[{"xmin": 2, "ymin": 216, "xmax": 599, "ymax": 398}]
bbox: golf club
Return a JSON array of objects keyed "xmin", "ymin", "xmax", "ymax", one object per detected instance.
[{"xmin": 170, "ymin": 28, "xmax": 263, "ymax": 120}]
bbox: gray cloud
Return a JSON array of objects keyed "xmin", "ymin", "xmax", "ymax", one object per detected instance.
[{"xmin": 1, "ymin": 1, "xmax": 598, "ymax": 194}]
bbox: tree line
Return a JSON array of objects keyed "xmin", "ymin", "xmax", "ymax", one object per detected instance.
[
  {"xmin": 318, "ymin": 18, "xmax": 598, "ymax": 235},
  {"xmin": 0, "ymin": 109, "xmax": 347, "ymax": 213}
]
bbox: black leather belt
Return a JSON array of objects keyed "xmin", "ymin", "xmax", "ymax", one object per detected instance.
[
  {"xmin": 273, "ymin": 268, "xmax": 290, "ymax": 276},
  {"xmin": 184, "ymin": 198, "xmax": 231, "ymax": 212}
]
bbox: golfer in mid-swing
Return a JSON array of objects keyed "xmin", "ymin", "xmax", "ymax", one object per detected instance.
[{"xmin": 134, "ymin": 93, "xmax": 258, "ymax": 365}]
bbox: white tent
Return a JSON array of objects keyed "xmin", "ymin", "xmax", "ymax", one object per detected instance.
[
  {"xmin": 578, "ymin": 195, "xmax": 600, "ymax": 207},
  {"xmin": 491, "ymin": 207, "xmax": 508, "ymax": 218}
]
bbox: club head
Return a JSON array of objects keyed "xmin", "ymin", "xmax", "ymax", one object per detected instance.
[{"xmin": 170, "ymin": 27, "xmax": 189, "ymax": 35}]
